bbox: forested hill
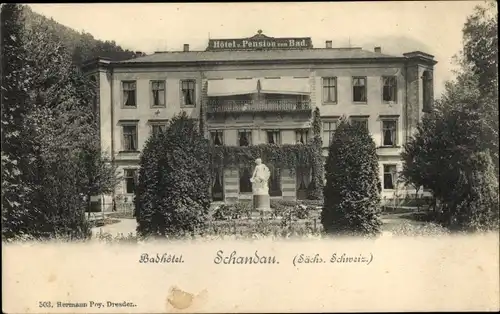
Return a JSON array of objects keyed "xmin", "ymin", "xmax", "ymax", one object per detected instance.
[{"xmin": 22, "ymin": 5, "xmax": 137, "ymax": 65}]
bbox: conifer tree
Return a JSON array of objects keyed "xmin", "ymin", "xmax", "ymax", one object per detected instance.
[
  {"xmin": 321, "ymin": 118, "xmax": 382, "ymax": 236},
  {"xmin": 1, "ymin": 4, "xmax": 35, "ymax": 238},
  {"xmin": 135, "ymin": 112, "xmax": 211, "ymax": 237}
]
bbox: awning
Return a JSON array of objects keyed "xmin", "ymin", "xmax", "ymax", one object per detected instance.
[
  {"xmin": 207, "ymin": 78, "xmax": 258, "ymax": 97},
  {"xmin": 260, "ymin": 77, "xmax": 310, "ymax": 95}
]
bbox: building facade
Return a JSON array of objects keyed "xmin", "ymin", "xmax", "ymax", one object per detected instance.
[{"xmin": 83, "ymin": 31, "xmax": 437, "ymax": 211}]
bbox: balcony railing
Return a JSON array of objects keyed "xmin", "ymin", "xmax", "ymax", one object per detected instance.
[{"xmin": 207, "ymin": 100, "xmax": 312, "ymax": 113}]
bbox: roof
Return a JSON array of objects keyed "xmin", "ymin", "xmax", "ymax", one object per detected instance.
[{"xmin": 116, "ymin": 48, "xmax": 401, "ymax": 64}]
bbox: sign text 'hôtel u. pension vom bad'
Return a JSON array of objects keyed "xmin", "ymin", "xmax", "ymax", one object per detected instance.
[{"xmin": 206, "ymin": 31, "xmax": 313, "ymax": 51}]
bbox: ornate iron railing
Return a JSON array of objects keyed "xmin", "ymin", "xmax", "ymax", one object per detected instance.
[{"xmin": 207, "ymin": 99, "xmax": 312, "ymax": 113}]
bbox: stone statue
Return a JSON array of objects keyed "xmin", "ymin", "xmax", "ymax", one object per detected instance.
[
  {"xmin": 250, "ymin": 158, "xmax": 270, "ymax": 195},
  {"xmin": 250, "ymin": 158, "xmax": 271, "ymax": 214}
]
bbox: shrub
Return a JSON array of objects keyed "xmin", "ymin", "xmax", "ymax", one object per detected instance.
[
  {"xmin": 269, "ymin": 199, "xmax": 313, "ymax": 223},
  {"xmin": 439, "ymin": 151, "xmax": 499, "ymax": 231},
  {"xmin": 321, "ymin": 117, "xmax": 383, "ymax": 236},
  {"xmin": 270, "ymin": 199, "xmax": 296, "ymax": 218},
  {"xmin": 233, "ymin": 202, "xmax": 253, "ymax": 219},
  {"xmin": 135, "ymin": 112, "xmax": 211, "ymax": 237},
  {"xmin": 299, "ymin": 199, "xmax": 323, "ymax": 207},
  {"xmin": 3, "ymin": 149, "xmax": 94, "ymax": 241},
  {"xmin": 294, "ymin": 204, "xmax": 310, "ymax": 219},
  {"xmin": 212, "ymin": 202, "xmax": 253, "ymax": 221},
  {"xmin": 213, "ymin": 204, "xmax": 231, "ymax": 221}
]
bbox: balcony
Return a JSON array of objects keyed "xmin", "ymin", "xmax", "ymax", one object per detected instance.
[
  {"xmin": 207, "ymin": 99, "xmax": 312, "ymax": 114},
  {"xmin": 376, "ymin": 145, "xmax": 402, "ymax": 157}
]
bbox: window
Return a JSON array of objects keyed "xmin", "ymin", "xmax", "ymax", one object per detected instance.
[
  {"xmin": 122, "ymin": 125, "xmax": 138, "ymax": 151},
  {"xmin": 381, "ymin": 119, "xmax": 398, "ymax": 146},
  {"xmin": 352, "ymin": 77, "xmax": 367, "ymax": 102},
  {"xmin": 350, "ymin": 117, "xmax": 369, "ymax": 131},
  {"xmin": 122, "ymin": 81, "xmax": 137, "ymax": 107},
  {"xmin": 322, "ymin": 120, "xmax": 337, "ymax": 147},
  {"xmin": 151, "ymin": 80, "xmax": 166, "ymax": 107},
  {"xmin": 238, "ymin": 130, "xmax": 252, "ymax": 146},
  {"xmin": 151, "ymin": 123, "xmax": 167, "ymax": 136},
  {"xmin": 210, "ymin": 130, "xmax": 224, "ymax": 146},
  {"xmin": 383, "ymin": 165, "xmax": 397, "ymax": 190},
  {"xmin": 422, "ymin": 71, "xmax": 434, "ymax": 112},
  {"xmin": 269, "ymin": 166, "xmax": 282, "ymax": 197},
  {"xmin": 295, "ymin": 129, "xmax": 309, "ymax": 144},
  {"xmin": 322, "ymin": 77, "xmax": 337, "ymax": 103},
  {"xmin": 124, "ymin": 169, "xmax": 137, "ymax": 194},
  {"xmin": 239, "ymin": 166, "xmax": 252, "ymax": 193},
  {"xmin": 382, "ymin": 76, "xmax": 397, "ymax": 102},
  {"xmin": 181, "ymin": 79, "xmax": 196, "ymax": 106},
  {"xmin": 266, "ymin": 130, "xmax": 281, "ymax": 145}
]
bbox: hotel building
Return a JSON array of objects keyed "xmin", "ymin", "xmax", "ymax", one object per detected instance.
[{"xmin": 83, "ymin": 31, "xmax": 436, "ymax": 211}]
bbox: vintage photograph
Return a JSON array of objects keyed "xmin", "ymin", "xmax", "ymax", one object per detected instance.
[{"xmin": 2, "ymin": 1, "xmax": 499, "ymax": 312}]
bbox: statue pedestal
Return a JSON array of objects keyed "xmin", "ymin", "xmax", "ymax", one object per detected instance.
[
  {"xmin": 253, "ymin": 194, "xmax": 271, "ymax": 218},
  {"xmin": 253, "ymin": 194, "xmax": 270, "ymax": 210}
]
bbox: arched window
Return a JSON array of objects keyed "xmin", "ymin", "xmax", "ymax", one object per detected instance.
[{"xmin": 422, "ymin": 70, "xmax": 433, "ymax": 113}]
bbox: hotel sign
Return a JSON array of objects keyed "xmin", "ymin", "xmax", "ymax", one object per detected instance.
[{"xmin": 207, "ymin": 35, "xmax": 313, "ymax": 51}]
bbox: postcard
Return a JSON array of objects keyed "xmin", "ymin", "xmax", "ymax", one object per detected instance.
[{"xmin": 2, "ymin": 1, "xmax": 499, "ymax": 313}]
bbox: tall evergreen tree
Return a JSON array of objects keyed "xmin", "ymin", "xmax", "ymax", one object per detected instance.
[
  {"xmin": 321, "ymin": 118, "xmax": 382, "ymax": 236},
  {"xmin": 135, "ymin": 112, "xmax": 211, "ymax": 238},
  {"xmin": 307, "ymin": 107, "xmax": 324, "ymax": 200},
  {"xmin": 1, "ymin": 4, "xmax": 35, "ymax": 238}
]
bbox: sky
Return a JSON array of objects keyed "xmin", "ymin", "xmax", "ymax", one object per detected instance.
[{"xmin": 28, "ymin": 1, "xmax": 487, "ymax": 97}]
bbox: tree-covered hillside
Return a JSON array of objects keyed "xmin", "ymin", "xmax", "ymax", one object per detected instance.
[{"xmin": 22, "ymin": 5, "xmax": 137, "ymax": 65}]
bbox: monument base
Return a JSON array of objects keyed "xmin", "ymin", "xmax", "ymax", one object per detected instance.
[{"xmin": 253, "ymin": 194, "xmax": 271, "ymax": 212}]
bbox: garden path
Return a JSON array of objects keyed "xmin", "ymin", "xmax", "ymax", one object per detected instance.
[{"xmin": 91, "ymin": 218, "xmax": 137, "ymax": 237}]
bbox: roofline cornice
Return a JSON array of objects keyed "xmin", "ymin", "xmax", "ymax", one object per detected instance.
[
  {"xmin": 405, "ymin": 56, "xmax": 438, "ymax": 66},
  {"xmin": 108, "ymin": 57, "xmax": 415, "ymax": 68},
  {"xmin": 81, "ymin": 55, "xmax": 437, "ymax": 72}
]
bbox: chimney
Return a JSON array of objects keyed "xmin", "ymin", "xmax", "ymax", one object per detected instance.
[
  {"xmin": 325, "ymin": 40, "xmax": 332, "ymax": 49},
  {"xmin": 183, "ymin": 44, "xmax": 189, "ymax": 52},
  {"xmin": 374, "ymin": 46, "xmax": 382, "ymax": 53}
]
